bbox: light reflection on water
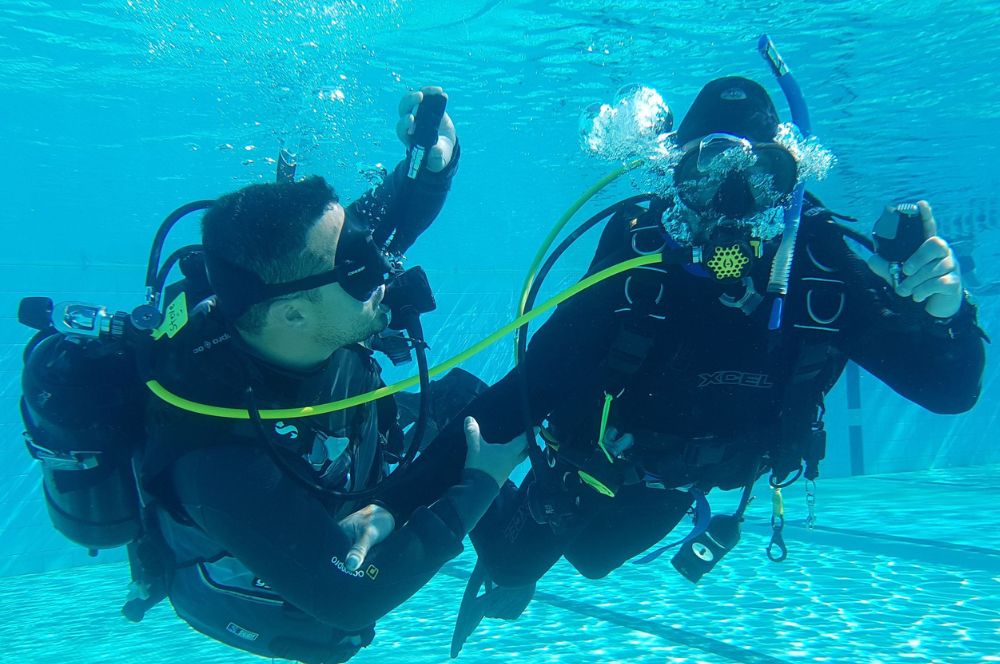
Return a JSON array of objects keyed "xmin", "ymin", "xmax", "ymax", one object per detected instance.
[{"xmin": 0, "ymin": 5, "xmax": 998, "ymax": 659}]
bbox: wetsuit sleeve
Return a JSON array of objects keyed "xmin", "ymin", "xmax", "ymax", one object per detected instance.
[
  {"xmin": 170, "ymin": 441, "xmax": 497, "ymax": 633},
  {"xmin": 831, "ymin": 231, "xmax": 986, "ymax": 414},
  {"xmin": 375, "ymin": 227, "xmax": 631, "ymax": 520},
  {"xmin": 471, "ymin": 270, "xmax": 624, "ymax": 442},
  {"xmin": 348, "ymin": 142, "xmax": 461, "ymax": 254},
  {"xmin": 471, "ymin": 212, "xmax": 636, "ymax": 442}
]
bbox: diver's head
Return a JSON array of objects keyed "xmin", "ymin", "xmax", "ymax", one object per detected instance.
[
  {"xmin": 671, "ymin": 77, "xmax": 797, "ymax": 243},
  {"xmin": 202, "ymin": 176, "xmax": 390, "ymax": 368},
  {"xmin": 676, "ymin": 76, "xmax": 780, "ymax": 146}
]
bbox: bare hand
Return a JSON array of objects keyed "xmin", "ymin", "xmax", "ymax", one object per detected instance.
[
  {"xmin": 395, "ymin": 86, "xmax": 456, "ymax": 172},
  {"xmin": 337, "ymin": 504, "xmax": 395, "ymax": 572},
  {"xmin": 462, "ymin": 417, "xmax": 530, "ymax": 487},
  {"xmin": 866, "ymin": 200, "xmax": 963, "ymax": 318}
]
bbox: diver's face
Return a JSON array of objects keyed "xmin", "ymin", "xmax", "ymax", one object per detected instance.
[
  {"xmin": 304, "ymin": 204, "xmax": 389, "ymax": 350},
  {"xmin": 673, "ymin": 134, "xmax": 796, "ymax": 243}
]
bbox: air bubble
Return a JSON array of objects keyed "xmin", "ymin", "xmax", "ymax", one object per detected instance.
[
  {"xmin": 578, "ymin": 85, "xmax": 672, "ymax": 161},
  {"xmin": 613, "ymin": 83, "xmax": 644, "ymax": 105}
]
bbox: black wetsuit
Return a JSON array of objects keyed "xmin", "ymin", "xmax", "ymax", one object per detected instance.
[
  {"xmin": 399, "ymin": 196, "xmax": 987, "ymax": 588},
  {"xmin": 140, "ymin": 151, "xmax": 499, "ymax": 663}
]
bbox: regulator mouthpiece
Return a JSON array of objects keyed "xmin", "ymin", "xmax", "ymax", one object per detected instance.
[{"xmin": 383, "ymin": 266, "xmax": 437, "ymax": 331}]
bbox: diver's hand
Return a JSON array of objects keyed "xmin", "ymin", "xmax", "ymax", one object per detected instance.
[
  {"xmin": 462, "ymin": 417, "xmax": 530, "ymax": 487},
  {"xmin": 338, "ymin": 504, "xmax": 395, "ymax": 572},
  {"xmin": 603, "ymin": 426, "xmax": 635, "ymax": 456},
  {"xmin": 395, "ymin": 86, "xmax": 456, "ymax": 172},
  {"xmin": 866, "ymin": 201, "xmax": 963, "ymax": 318}
]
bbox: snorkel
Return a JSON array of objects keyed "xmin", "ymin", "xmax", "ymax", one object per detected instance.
[{"xmin": 758, "ymin": 34, "xmax": 812, "ymax": 329}]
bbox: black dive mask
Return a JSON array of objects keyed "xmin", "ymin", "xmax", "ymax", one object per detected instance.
[
  {"xmin": 206, "ymin": 211, "xmax": 392, "ymax": 321},
  {"xmin": 674, "ymin": 133, "xmax": 797, "ymax": 219}
]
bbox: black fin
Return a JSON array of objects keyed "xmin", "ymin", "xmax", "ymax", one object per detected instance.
[{"xmin": 450, "ymin": 559, "xmax": 536, "ymax": 658}]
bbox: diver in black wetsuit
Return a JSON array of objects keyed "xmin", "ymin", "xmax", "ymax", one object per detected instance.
[
  {"xmin": 139, "ymin": 88, "xmax": 527, "ymax": 664},
  {"xmin": 432, "ymin": 76, "xmax": 987, "ymax": 655}
]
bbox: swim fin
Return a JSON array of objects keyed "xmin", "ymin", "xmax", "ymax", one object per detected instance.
[{"xmin": 450, "ymin": 559, "xmax": 535, "ymax": 658}]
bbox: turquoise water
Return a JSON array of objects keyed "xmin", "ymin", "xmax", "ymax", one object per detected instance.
[
  {"xmin": 2, "ymin": 467, "xmax": 999, "ymax": 662},
  {"xmin": 1, "ymin": 1, "xmax": 998, "ymax": 662}
]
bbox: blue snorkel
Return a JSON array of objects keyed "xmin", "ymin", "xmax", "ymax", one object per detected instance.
[{"xmin": 758, "ymin": 35, "xmax": 811, "ymax": 330}]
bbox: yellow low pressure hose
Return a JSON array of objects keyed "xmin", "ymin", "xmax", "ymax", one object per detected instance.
[
  {"xmin": 146, "ymin": 253, "xmax": 662, "ymax": 420},
  {"xmin": 516, "ymin": 159, "xmax": 645, "ymax": 322}
]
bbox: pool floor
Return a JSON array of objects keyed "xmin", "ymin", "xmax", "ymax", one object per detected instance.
[{"xmin": 2, "ymin": 465, "xmax": 997, "ymax": 663}]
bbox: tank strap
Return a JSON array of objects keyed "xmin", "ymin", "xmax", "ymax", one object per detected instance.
[{"xmin": 600, "ymin": 205, "xmax": 673, "ymax": 393}]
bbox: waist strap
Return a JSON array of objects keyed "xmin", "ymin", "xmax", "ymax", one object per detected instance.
[{"xmin": 633, "ymin": 431, "xmax": 761, "ymax": 491}]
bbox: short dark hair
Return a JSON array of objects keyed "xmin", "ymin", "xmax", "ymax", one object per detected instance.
[{"xmin": 201, "ymin": 176, "xmax": 339, "ymax": 332}]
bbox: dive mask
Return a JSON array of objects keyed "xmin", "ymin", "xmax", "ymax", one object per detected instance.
[
  {"xmin": 674, "ymin": 133, "xmax": 797, "ymax": 219},
  {"xmin": 206, "ymin": 211, "xmax": 392, "ymax": 320}
]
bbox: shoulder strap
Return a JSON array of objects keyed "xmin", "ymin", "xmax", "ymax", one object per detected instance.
[
  {"xmin": 598, "ymin": 201, "xmax": 673, "ymax": 394},
  {"xmin": 770, "ymin": 205, "xmax": 861, "ymax": 483}
]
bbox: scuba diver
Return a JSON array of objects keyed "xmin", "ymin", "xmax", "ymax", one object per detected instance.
[
  {"xmin": 18, "ymin": 87, "xmax": 526, "ymax": 664},
  {"xmin": 422, "ymin": 63, "xmax": 985, "ymax": 655}
]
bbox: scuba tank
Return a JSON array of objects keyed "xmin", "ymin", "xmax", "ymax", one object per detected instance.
[
  {"xmin": 15, "ymin": 240, "xmax": 212, "ymax": 622},
  {"xmin": 19, "ymin": 299, "xmax": 146, "ymax": 553}
]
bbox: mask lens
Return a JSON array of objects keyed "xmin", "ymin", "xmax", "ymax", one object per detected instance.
[
  {"xmin": 748, "ymin": 145, "xmax": 797, "ymax": 205},
  {"xmin": 674, "ymin": 134, "xmax": 797, "ymax": 216},
  {"xmin": 694, "ymin": 134, "xmax": 754, "ymax": 173},
  {"xmin": 336, "ymin": 215, "xmax": 391, "ymax": 301}
]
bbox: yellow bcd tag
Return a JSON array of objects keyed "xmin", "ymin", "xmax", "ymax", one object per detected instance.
[
  {"xmin": 578, "ymin": 471, "xmax": 616, "ymax": 497},
  {"xmin": 152, "ymin": 292, "xmax": 189, "ymax": 340}
]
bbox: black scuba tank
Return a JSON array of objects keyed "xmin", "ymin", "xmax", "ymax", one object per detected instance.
[{"xmin": 20, "ymin": 328, "xmax": 146, "ymax": 551}]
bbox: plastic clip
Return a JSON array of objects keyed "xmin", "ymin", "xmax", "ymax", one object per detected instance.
[{"xmin": 805, "ymin": 479, "xmax": 817, "ymax": 529}]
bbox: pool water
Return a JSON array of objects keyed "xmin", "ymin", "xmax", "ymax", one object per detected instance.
[
  {"xmin": 1, "ymin": 1, "xmax": 998, "ymax": 662},
  {"xmin": 3, "ymin": 465, "xmax": 998, "ymax": 663}
]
